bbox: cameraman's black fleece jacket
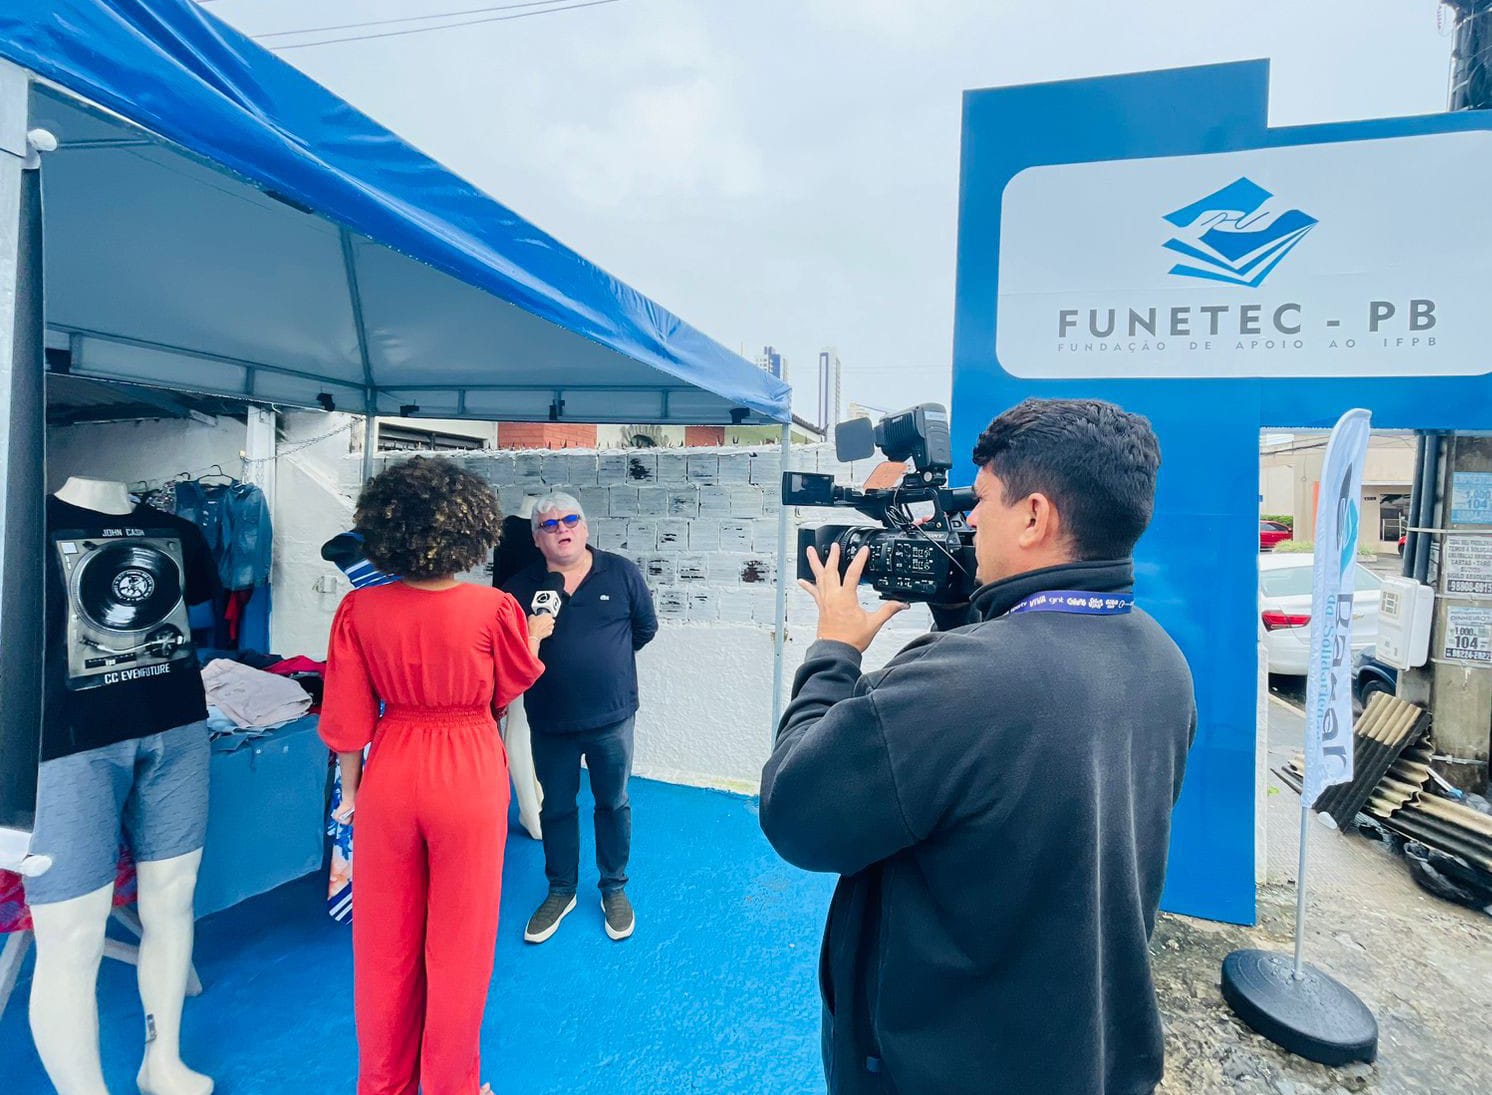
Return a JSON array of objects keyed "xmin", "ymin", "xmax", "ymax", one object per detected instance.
[{"xmin": 760, "ymin": 560, "xmax": 1195, "ymax": 1095}]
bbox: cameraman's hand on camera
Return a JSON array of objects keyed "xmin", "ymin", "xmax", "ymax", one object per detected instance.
[{"xmin": 800, "ymin": 543, "xmax": 908, "ymax": 653}]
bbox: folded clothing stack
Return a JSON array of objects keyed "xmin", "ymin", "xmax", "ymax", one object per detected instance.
[
  {"xmin": 204, "ymin": 706, "xmax": 281, "ymax": 752},
  {"xmin": 265, "ymin": 655, "xmax": 327, "ymax": 708},
  {"xmin": 202, "ymin": 658, "xmax": 313, "ymax": 730}
]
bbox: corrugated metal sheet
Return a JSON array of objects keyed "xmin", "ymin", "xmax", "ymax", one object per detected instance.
[
  {"xmin": 46, "ymin": 373, "xmax": 244, "ymax": 425},
  {"xmin": 1312, "ymin": 693, "xmax": 1433, "ymax": 827}
]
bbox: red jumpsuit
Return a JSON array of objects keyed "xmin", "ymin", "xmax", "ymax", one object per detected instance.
[{"xmin": 321, "ymin": 582, "xmax": 544, "ymax": 1095}]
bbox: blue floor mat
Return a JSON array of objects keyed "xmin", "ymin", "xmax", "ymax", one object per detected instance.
[{"xmin": 1, "ymin": 778, "xmax": 834, "ymax": 1094}]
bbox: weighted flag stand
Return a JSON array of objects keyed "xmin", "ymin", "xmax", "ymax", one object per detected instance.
[{"xmin": 1221, "ymin": 409, "xmax": 1378, "ymax": 1067}]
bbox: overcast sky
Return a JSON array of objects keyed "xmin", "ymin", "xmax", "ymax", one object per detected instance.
[{"xmin": 208, "ymin": 0, "xmax": 1457, "ymax": 419}]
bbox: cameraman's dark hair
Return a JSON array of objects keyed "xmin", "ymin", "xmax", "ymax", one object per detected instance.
[
  {"xmin": 354, "ymin": 456, "xmax": 503, "ymax": 580},
  {"xmin": 971, "ymin": 399, "xmax": 1160, "ymax": 560}
]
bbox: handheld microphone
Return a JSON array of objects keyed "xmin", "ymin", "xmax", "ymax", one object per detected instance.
[{"xmin": 531, "ymin": 572, "xmax": 566, "ymax": 618}]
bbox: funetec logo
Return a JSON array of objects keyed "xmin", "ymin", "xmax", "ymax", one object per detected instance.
[
  {"xmin": 1050, "ymin": 169, "xmax": 1434, "ymax": 353},
  {"xmin": 1162, "ymin": 178, "xmax": 1317, "ymax": 288}
]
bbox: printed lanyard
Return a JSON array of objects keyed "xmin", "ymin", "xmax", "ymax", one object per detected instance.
[{"xmin": 1009, "ymin": 590, "xmax": 1135, "ymax": 616}]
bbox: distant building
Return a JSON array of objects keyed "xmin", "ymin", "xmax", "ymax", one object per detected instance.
[
  {"xmin": 817, "ymin": 348, "xmax": 843, "ymax": 431},
  {"xmin": 500, "ymin": 418, "xmax": 824, "ymax": 450},
  {"xmin": 756, "ymin": 345, "xmax": 788, "ymax": 383},
  {"xmin": 493, "ymin": 341, "xmax": 822, "ymax": 449},
  {"xmin": 496, "ymin": 422, "xmax": 599, "ymax": 449},
  {"xmin": 1259, "ymin": 431, "xmax": 1415, "ymax": 552},
  {"xmin": 375, "ymin": 417, "xmax": 499, "ymax": 451},
  {"xmin": 596, "ymin": 423, "xmax": 683, "ymax": 449}
]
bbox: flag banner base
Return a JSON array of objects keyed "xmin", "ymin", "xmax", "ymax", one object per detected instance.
[{"xmin": 1221, "ymin": 949, "xmax": 1378, "ymax": 1067}]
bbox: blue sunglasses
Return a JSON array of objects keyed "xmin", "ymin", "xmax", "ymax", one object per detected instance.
[{"xmin": 538, "ymin": 514, "xmax": 583, "ymax": 533}]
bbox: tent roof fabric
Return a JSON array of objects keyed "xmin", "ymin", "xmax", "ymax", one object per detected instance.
[{"xmin": 0, "ymin": 2, "xmax": 791, "ymax": 425}]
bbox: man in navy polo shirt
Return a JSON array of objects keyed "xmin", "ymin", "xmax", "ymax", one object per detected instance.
[{"xmin": 504, "ymin": 491, "xmax": 657, "ymax": 943}]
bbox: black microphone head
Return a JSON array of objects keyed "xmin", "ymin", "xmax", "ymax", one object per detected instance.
[{"xmin": 540, "ymin": 572, "xmax": 566, "ymax": 594}]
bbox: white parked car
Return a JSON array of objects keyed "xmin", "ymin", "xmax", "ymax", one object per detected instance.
[{"xmin": 1259, "ymin": 553, "xmax": 1384, "ymax": 676}]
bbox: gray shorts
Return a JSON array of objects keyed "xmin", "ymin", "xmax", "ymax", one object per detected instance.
[{"xmin": 24, "ymin": 722, "xmax": 210, "ymax": 905}]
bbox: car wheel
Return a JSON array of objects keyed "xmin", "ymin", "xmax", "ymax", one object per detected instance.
[{"xmin": 1360, "ymin": 679, "xmax": 1393, "ymax": 706}]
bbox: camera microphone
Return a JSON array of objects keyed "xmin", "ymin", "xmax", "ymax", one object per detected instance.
[{"xmin": 531, "ymin": 572, "xmax": 566, "ymax": 619}]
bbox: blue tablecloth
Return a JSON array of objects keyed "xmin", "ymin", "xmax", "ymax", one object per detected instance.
[{"xmin": 194, "ymin": 715, "xmax": 326, "ymax": 918}]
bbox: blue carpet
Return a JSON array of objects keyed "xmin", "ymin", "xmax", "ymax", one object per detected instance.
[{"xmin": 1, "ymin": 779, "xmax": 834, "ymax": 1094}]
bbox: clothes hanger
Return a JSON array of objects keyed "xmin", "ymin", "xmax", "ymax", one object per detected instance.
[{"xmin": 193, "ymin": 464, "xmax": 238, "ymax": 485}]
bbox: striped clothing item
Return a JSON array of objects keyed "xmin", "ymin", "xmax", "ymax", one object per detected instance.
[
  {"xmin": 323, "ymin": 531, "xmax": 398, "ymax": 590},
  {"xmin": 321, "ymin": 531, "xmax": 391, "ymax": 922}
]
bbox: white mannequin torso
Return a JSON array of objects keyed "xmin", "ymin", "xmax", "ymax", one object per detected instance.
[{"xmin": 53, "ymin": 476, "xmax": 134, "ymax": 515}]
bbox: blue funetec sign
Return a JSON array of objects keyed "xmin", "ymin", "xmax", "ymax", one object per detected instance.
[{"xmin": 952, "ymin": 60, "xmax": 1492, "ymax": 924}]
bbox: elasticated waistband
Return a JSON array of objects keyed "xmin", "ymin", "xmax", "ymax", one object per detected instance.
[{"xmin": 379, "ymin": 703, "xmax": 493, "ymax": 728}]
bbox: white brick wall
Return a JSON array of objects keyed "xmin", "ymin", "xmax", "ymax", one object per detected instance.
[{"xmin": 425, "ymin": 445, "xmax": 801, "ymax": 627}]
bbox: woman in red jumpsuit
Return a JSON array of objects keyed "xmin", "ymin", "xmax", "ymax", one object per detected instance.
[{"xmin": 320, "ymin": 458, "xmax": 546, "ymax": 1095}]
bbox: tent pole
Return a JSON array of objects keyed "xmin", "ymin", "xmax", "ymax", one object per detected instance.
[
  {"xmin": 361, "ymin": 397, "xmax": 376, "ymax": 484},
  {"xmin": 770, "ymin": 421, "xmax": 792, "ymax": 741},
  {"xmin": 340, "ymin": 227, "xmax": 377, "ymax": 486},
  {"xmin": 0, "ymin": 61, "xmax": 47, "ymax": 869},
  {"xmin": 244, "ymin": 405, "xmax": 277, "ymax": 512}
]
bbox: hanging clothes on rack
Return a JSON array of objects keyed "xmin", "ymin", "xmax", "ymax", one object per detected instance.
[
  {"xmin": 220, "ymin": 482, "xmax": 272, "ymax": 590},
  {"xmin": 138, "ymin": 481, "xmax": 178, "ymax": 514},
  {"xmin": 173, "ymin": 475, "xmax": 227, "ymax": 556},
  {"xmin": 176, "ymin": 474, "xmax": 272, "ymax": 591}
]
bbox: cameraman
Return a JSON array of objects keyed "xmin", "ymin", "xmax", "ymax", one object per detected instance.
[{"xmin": 760, "ymin": 398, "xmax": 1195, "ymax": 1095}]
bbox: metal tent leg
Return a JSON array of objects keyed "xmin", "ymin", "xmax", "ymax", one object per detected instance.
[{"xmin": 770, "ymin": 422, "xmax": 792, "ymax": 738}]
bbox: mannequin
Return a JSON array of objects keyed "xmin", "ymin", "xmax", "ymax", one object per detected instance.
[
  {"xmin": 30, "ymin": 853, "xmax": 209, "ymax": 1095},
  {"xmin": 497, "ymin": 492, "xmax": 544, "ymax": 839},
  {"xmin": 29, "ymin": 478, "xmax": 214, "ymax": 1095},
  {"xmin": 53, "ymin": 475, "xmax": 134, "ymax": 515}
]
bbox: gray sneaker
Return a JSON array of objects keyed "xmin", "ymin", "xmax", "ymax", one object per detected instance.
[
  {"xmin": 524, "ymin": 891, "xmax": 576, "ymax": 943},
  {"xmin": 602, "ymin": 890, "xmax": 635, "ymax": 941}
]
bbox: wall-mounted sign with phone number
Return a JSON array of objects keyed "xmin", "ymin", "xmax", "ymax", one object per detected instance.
[
  {"xmin": 1451, "ymin": 472, "xmax": 1492, "ymax": 526},
  {"xmin": 1444, "ymin": 536, "xmax": 1492, "ymax": 596},
  {"xmin": 1442, "ymin": 605, "xmax": 1492, "ymax": 665}
]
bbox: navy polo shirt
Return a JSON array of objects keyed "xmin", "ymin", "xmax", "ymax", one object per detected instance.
[{"xmin": 503, "ymin": 548, "xmax": 658, "ymax": 733}]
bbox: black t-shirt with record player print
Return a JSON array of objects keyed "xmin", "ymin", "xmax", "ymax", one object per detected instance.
[{"xmin": 44, "ymin": 497, "xmax": 218, "ymax": 760}]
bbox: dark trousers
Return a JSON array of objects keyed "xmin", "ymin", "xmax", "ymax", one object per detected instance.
[{"xmin": 530, "ymin": 717, "xmax": 634, "ymax": 895}]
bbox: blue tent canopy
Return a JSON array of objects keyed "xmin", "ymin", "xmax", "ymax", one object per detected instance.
[{"xmin": 0, "ymin": 0, "xmax": 790, "ymax": 425}]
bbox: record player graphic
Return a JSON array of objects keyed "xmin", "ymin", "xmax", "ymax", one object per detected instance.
[{"xmin": 54, "ymin": 533, "xmax": 195, "ymax": 691}]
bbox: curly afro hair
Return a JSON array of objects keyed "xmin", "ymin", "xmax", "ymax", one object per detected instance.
[{"xmin": 354, "ymin": 457, "xmax": 503, "ymax": 580}]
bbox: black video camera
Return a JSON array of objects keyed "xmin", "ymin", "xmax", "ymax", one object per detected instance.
[{"xmin": 781, "ymin": 403, "xmax": 977, "ymax": 605}]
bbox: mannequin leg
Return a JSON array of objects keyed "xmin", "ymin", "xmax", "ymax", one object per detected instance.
[
  {"xmin": 25, "ymin": 740, "xmax": 135, "ymax": 1095},
  {"xmin": 123, "ymin": 724, "xmax": 212, "ymax": 1095},
  {"xmin": 502, "ymin": 698, "xmax": 543, "ymax": 840},
  {"xmin": 134, "ymin": 850, "xmax": 211, "ymax": 1095},
  {"xmin": 28, "ymin": 882, "xmax": 115, "ymax": 1095}
]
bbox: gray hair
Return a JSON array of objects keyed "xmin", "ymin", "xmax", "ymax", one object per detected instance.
[{"xmin": 531, "ymin": 490, "xmax": 585, "ymax": 531}]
